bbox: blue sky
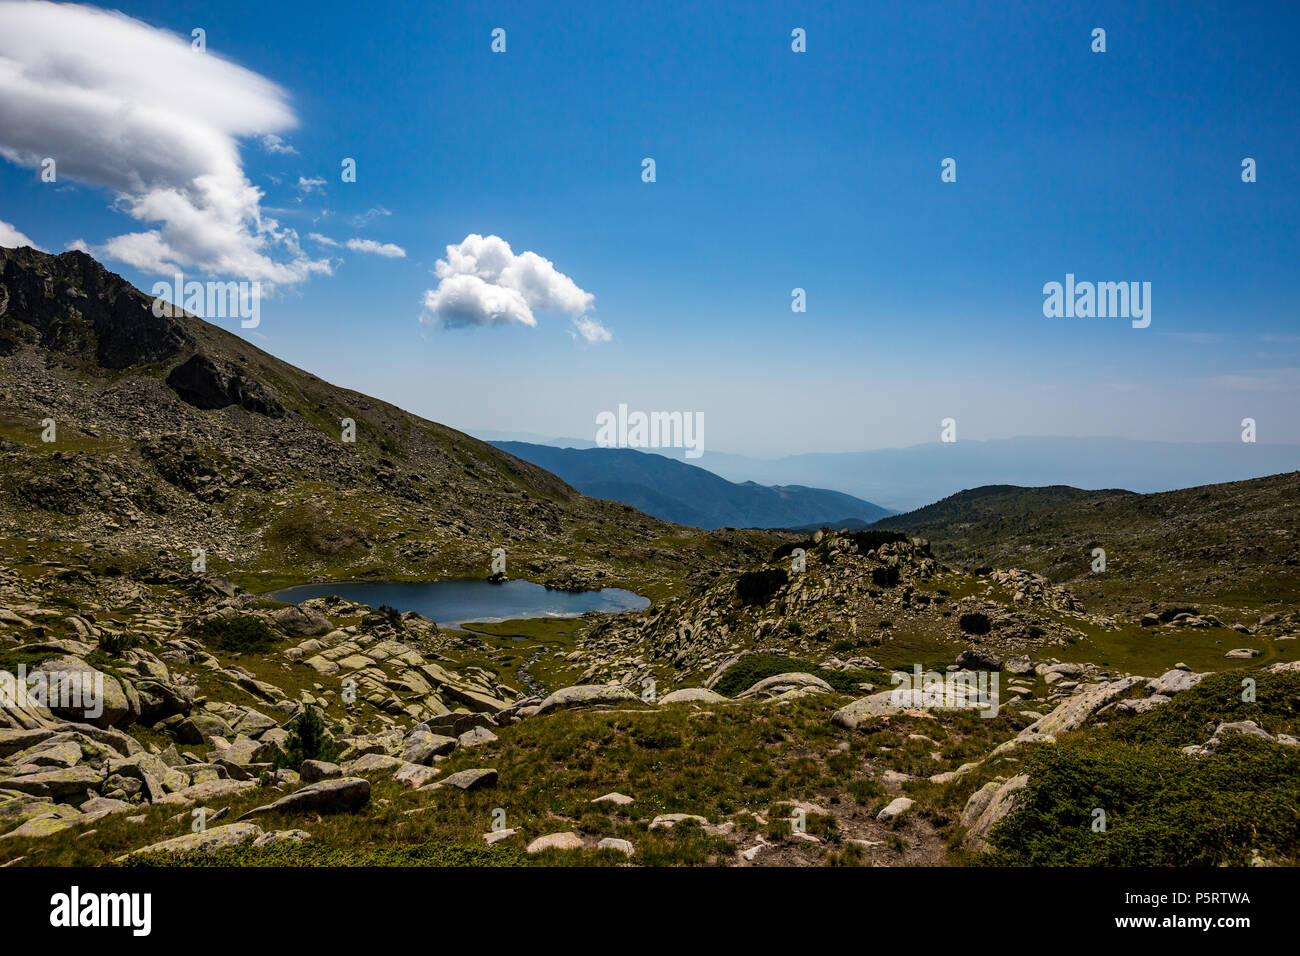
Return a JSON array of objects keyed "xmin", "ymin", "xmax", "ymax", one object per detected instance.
[{"xmin": 1, "ymin": 0, "xmax": 1297, "ymax": 456}]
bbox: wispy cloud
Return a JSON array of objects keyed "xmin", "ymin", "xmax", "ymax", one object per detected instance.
[
  {"xmin": 0, "ymin": 1, "xmax": 330, "ymax": 286},
  {"xmin": 346, "ymin": 237, "xmax": 405, "ymax": 258},
  {"xmin": 1212, "ymin": 368, "xmax": 1300, "ymax": 391},
  {"xmin": 350, "ymin": 206, "xmax": 391, "ymax": 228},
  {"xmin": 260, "ymin": 133, "xmax": 298, "ymax": 155}
]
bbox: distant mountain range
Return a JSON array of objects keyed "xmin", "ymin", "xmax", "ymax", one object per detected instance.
[
  {"xmin": 472, "ymin": 431, "xmax": 1300, "ymax": 513},
  {"xmin": 489, "ymin": 441, "xmax": 893, "ymax": 530}
]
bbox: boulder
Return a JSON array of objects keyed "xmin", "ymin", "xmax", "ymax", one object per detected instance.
[
  {"xmin": 963, "ymin": 774, "xmax": 1029, "ymax": 851},
  {"xmin": 299, "ymin": 760, "xmax": 341, "ymax": 783},
  {"xmin": 527, "ymin": 831, "xmax": 584, "ymax": 854},
  {"xmin": 175, "ymin": 712, "xmax": 235, "ymax": 745},
  {"xmin": 392, "ymin": 763, "xmax": 440, "ymax": 789},
  {"xmin": 458, "ymin": 726, "xmax": 498, "ymax": 748},
  {"xmin": 956, "ymin": 649, "xmax": 1001, "ymax": 671},
  {"xmin": 117, "ymin": 822, "xmax": 265, "ymax": 861},
  {"xmin": 592, "ymin": 792, "xmax": 634, "ymax": 806},
  {"xmin": 597, "ymin": 837, "xmax": 635, "ymax": 856},
  {"xmin": 271, "ymin": 606, "xmax": 333, "ymax": 638},
  {"xmin": 536, "ymin": 684, "xmax": 641, "ymax": 715},
  {"xmin": 876, "ymin": 796, "xmax": 914, "ymax": 823},
  {"xmin": 158, "ymin": 778, "xmax": 256, "ymax": 807},
  {"xmin": 426, "ymin": 768, "xmax": 497, "ymax": 792},
  {"xmin": 736, "ymin": 672, "xmax": 832, "ymax": 699},
  {"xmin": 3, "ymin": 766, "xmax": 102, "ymax": 800},
  {"xmin": 658, "ymin": 688, "xmax": 728, "ymax": 706},
  {"xmin": 401, "ymin": 730, "xmax": 458, "ymax": 765},
  {"xmin": 1148, "ymin": 668, "xmax": 1207, "ymax": 696},
  {"xmin": 239, "ymin": 777, "xmax": 371, "ymax": 819}
]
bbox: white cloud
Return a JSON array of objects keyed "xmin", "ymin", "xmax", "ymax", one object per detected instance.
[
  {"xmin": 0, "ymin": 1, "xmax": 330, "ymax": 287},
  {"xmin": 420, "ymin": 234, "xmax": 605, "ymax": 340},
  {"xmin": 65, "ymin": 238, "xmax": 90, "ymax": 253},
  {"xmin": 295, "ymin": 176, "xmax": 326, "ymax": 196},
  {"xmin": 571, "ymin": 316, "xmax": 612, "ymax": 344},
  {"xmin": 260, "ymin": 133, "xmax": 297, "ymax": 155},
  {"xmin": 422, "ymin": 274, "xmax": 535, "ymax": 328},
  {"xmin": 0, "ymin": 218, "xmax": 41, "ymax": 250},
  {"xmin": 307, "ymin": 232, "xmax": 340, "ymax": 247},
  {"xmin": 346, "ymin": 238, "xmax": 405, "ymax": 258}
]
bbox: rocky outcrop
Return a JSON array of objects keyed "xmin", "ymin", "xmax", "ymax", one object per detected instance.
[
  {"xmin": 166, "ymin": 353, "xmax": 284, "ymax": 417},
  {"xmin": 962, "ymin": 775, "xmax": 1029, "ymax": 851}
]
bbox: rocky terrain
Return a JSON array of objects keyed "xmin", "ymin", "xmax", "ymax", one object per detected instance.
[{"xmin": 1, "ymin": 248, "xmax": 1296, "ymax": 867}]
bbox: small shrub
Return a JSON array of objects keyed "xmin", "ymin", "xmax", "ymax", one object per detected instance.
[
  {"xmin": 771, "ymin": 539, "xmax": 815, "ymax": 563},
  {"xmin": 736, "ymin": 568, "xmax": 788, "ymax": 606},
  {"xmin": 273, "ymin": 705, "xmax": 337, "ymax": 769},
  {"xmin": 871, "ymin": 566, "xmax": 900, "ymax": 588},
  {"xmin": 376, "ymin": 604, "xmax": 404, "ymax": 627},
  {"xmin": 97, "ymin": 632, "xmax": 138, "ymax": 657},
  {"xmin": 188, "ymin": 615, "xmax": 282, "ymax": 654},
  {"xmin": 845, "ymin": 530, "xmax": 910, "ymax": 554},
  {"xmin": 712, "ymin": 652, "xmax": 868, "ymax": 696}
]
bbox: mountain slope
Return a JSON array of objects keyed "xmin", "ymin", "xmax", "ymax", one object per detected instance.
[
  {"xmin": 0, "ymin": 247, "xmax": 783, "ymax": 593},
  {"xmin": 872, "ymin": 476, "xmax": 1300, "ymax": 616},
  {"xmin": 490, "ymin": 440, "xmax": 893, "ymax": 529}
]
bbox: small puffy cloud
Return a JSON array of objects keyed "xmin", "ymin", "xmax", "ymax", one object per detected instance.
[
  {"xmin": 422, "ymin": 274, "xmax": 535, "ymax": 328},
  {"xmin": 65, "ymin": 238, "xmax": 90, "ymax": 253},
  {"xmin": 0, "ymin": 218, "xmax": 41, "ymax": 250},
  {"xmin": 260, "ymin": 133, "xmax": 297, "ymax": 155},
  {"xmin": 307, "ymin": 232, "xmax": 340, "ymax": 247},
  {"xmin": 420, "ymin": 234, "xmax": 605, "ymax": 340},
  {"xmin": 571, "ymin": 316, "xmax": 612, "ymax": 344},
  {"xmin": 0, "ymin": 1, "xmax": 329, "ymax": 286},
  {"xmin": 296, "ymin": 176, "xmax": 326, "ymax": 195},
  {"xmin": 346, "ymin": 238, "xmax": 405, "ymax": 258}
]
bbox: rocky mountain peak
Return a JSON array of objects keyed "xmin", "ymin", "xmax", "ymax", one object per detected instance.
[{"xmin": 0, "ymin": 246, "xmax": 190, "ymax": 369}]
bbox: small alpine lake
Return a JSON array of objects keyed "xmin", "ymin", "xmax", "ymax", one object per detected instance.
[{"xmin": 269, "ymin": 577, "xmax": 650, "ymax": 631}]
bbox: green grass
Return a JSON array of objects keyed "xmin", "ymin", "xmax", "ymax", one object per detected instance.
[
  {"xmin": 983, "ymin": 669, "xmax": 1300, "ymax": 866},
  {"xmin": 116, "ymin": 840, "xmax": 530, "ymax": 867}
]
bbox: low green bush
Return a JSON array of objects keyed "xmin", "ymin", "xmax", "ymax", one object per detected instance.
[
  {"xmin": 736, "ymin": 568, "xmax": 787, "ymax": 606},
  {"xmin": 188, "ymin": 615, "xmax": 282, "ymax": 654}
]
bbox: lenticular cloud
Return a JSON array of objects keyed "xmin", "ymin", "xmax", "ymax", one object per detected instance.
[
  {"xmin": 420, "ymin": 233, "xmax": 608, "ymax": 341},
  {"xmin": 0, "ymin": 0, "xmax": 329, "ymax": 286}
]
